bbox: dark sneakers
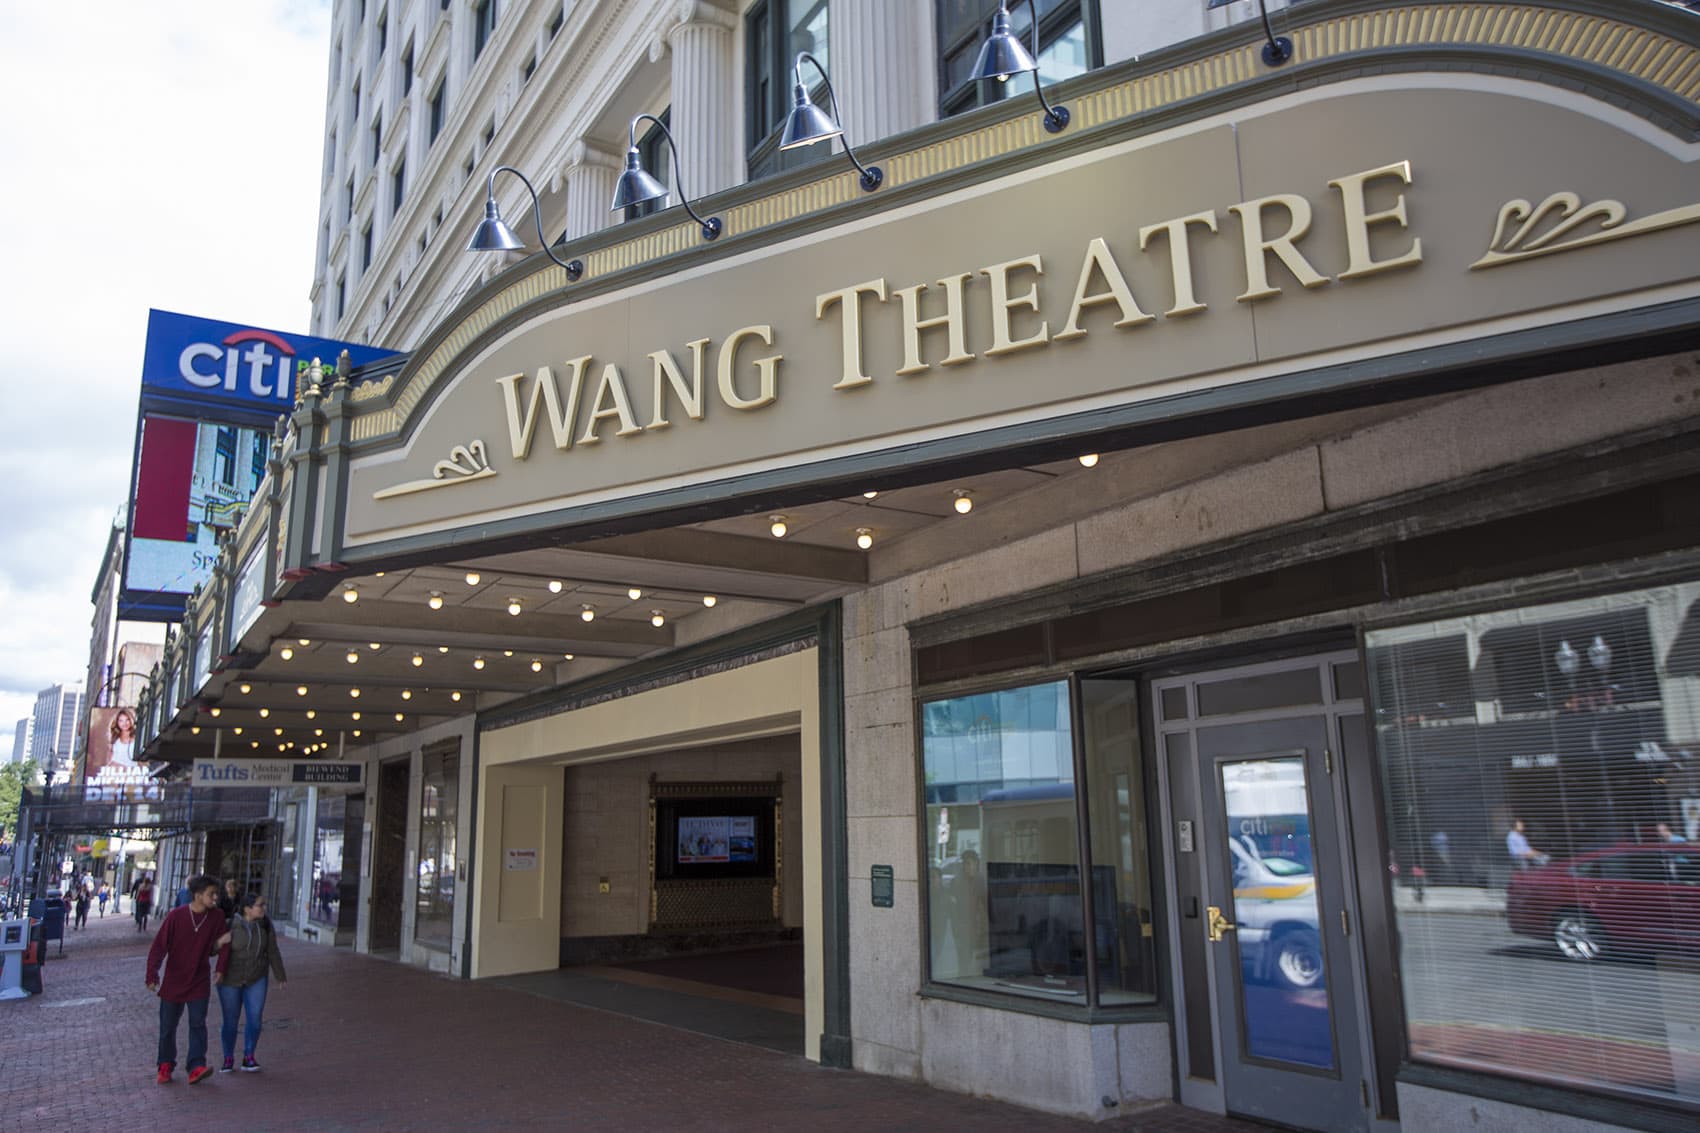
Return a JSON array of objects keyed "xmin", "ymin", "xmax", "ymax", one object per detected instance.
[
  {"xmin": 220, "ymin": 1056, "xmax": 235, "ymax": 1073},
  {"xmin": 156, "ymin": 1063, "xmax": 172, "ymax": 1085},
  {"xmin": 241, "ymin": 1056, "xmax": 261, "ymax": 1073},
  {"xmin": 187, "ymin": 1065, "xmax": 214, "ymax": 1085}
]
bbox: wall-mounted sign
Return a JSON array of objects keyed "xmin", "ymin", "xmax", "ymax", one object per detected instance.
[
  {"xmin": 871, "ymin": 864, "xmax": 894, "ymax": 908},
  {"xmin": 191, "ymin": 759, "xmax": 364, "ymax": 788},
  {"xmin": 505, "ymin": 848, "xmax": 538, "ymax": 871}
]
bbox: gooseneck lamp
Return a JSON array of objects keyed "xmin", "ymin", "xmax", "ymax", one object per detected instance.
[
  {"xmin": 467, "ymin": 165, "xmax": 584, "ymax": 281},
  {"xmin": 970, "ymin": 1, "xmax": 1070, "ymax": 134},
  {"xmin": 609, "ymin": 113, "xmax": 722, "ymax": 241},
  {"xmin": 779, "ymin": 52, "xmax": 883, "ymax": 192}
]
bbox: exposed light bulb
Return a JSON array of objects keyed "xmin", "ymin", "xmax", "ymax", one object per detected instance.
[
  {"xmin": 233, "ymin": 727, "xmax": 244, "ymax": 736},
  {"xmin": 298, "ymin": 638, "xmax": 310, "ymax": 646},
  {"xmin": 562, "ymin": 653, "xmax": 575, "ymax": 661},
  {"xmin": 280, "ymin": 646, "xmax": 294, "ymax": 661},
  {"xmin": 438, "ymin": 646, "xmax": 449, "ymax": 653},
  {"xmin": 651, "ymin": 610, "xmax": 665, "ymax": 627},
  {"xmin": 251, "ymin": 740, "xmax": 259, "ymax": 748},
  {"xmin": 1078, "ymin": 453, "xmax": 1099, "ymax": 468},
  {"xmin": 352, "ymin": 730, "xmax": 362, "ymax": 738},
  {"xmin": 473, "ymin": 656, "xmax": 486, "ymax": 670},
  {"xmin": 428, "ymin": 591, "xmax": 444, "ymax": 610},
  {"xmin": 769, "ymin": 515, "xmax": 788, "ymax": 538},
  {"xmin": 346, "ymin": 649, "xmax": 360, "ymax": 664},
  {"xmin": 306, "ymin": 710, "xmax": 316, "ymax": 720},
  {"xmin": 464, "ymin": 571, "xmax": 481, "ymax": 586},
  {"xmin": 451, "ymin": 690, "xmax": 463, "ymax": 702},
  {"xmin": 238, "ymin": 684, "xmax": 251, "ymax": 695},
  {"xmin": 375, "ymin": 571, "xmax": 386, "ymax": 577},
  {"xmin": 210, "ymin": 708, "xmax": 222, "ymax": 718},
  {"xmin": 412, "ymin": 653, "xmax": 424, "ymax": 667},
  {"xmin": 628, "ymin": 587, "xmax": 643, "ymax": 600},
  {"xmin": 856, "ymin": 528, "xmax": 874, "ymax": 550},
  {"xmin": 349, "ymin": 688, "xmax": 361, "ymax": 698},
  {"xmin": 394, "ymin": 713, "xmax": 405, "ymax": 722},
  {"xmin": 581, "ymin": 605, "xmax": 595, "ymax": 622},
  {"xmin": 530, "ymin": 659, "xmax": 543, "ymax": 672},
  {"xmin": 368, "ymin": 642, "xmax": 381, "ymax": 651},
  {"xmin": 274, "ymin": 727, "xmax": 283, "ymax": 736},
  {"xmin": 351, "ymin": 711, "xmax": 361, "ymax": 721},
  {"xmin": 507, "ymin": 597, "xmax": 522, "ymax": 616},
  {"xmin": 343, "ymin": 586, "xmax": 359, "ymax": 603},
  {"xmin": 191, "ymin": 726, "xmax": 201, "ymax": 735},
  {"xmin": 314, "ymin": 728, "xmax": 324, "ymax": 737},
  {"xmin": 953, "ymin": 489, "xmax": 974, "ymax": 514},
  {"xmin": 258, "ymin": 708, "xmax": 270, "ymax": 718},
  {"xmin": 702, "ymin": 595, "xmax": 717, "ymax": 608},
  {"xmin": 297, "ymin": 686, "xmax": 308, "ymax": 696},
  {"xmin": 503, "ymin": 650, "xmax": 513, "ymax": 657},
  {"xmin": 862, "ymin": 490, "xmax": 878, "ymax": 499},
  {"xmin": 401, "ymin": 689, "xmax": 412, "ymax": 700},
  {"xmin": 548, "ymin": 579, "xmax": 563, "ymax": 594}
]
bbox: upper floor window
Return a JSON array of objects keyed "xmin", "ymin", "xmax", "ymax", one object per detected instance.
[
  {"xmin": 375, "ymin": 7, "xmax": 387, "ymax": 56},
  {"xmin": 745, "ymin": 0, "xmax": 830, "ymax": 182},
  {"xmin": 360, "ymin": 221, "xmax": 374, "ymax": 272},
  {"xmin": 428, "ymin": 79, "xmax": 447, "ymax": 145},
  {"xmin": 473, "ymin": 0, "xmax": 498, "ymax": 61},
  {"xmin": 336, "ymin": 274, "xmax": 346, "ymax": 320},
  {"xmin": 323, "ymin": 128, "xmax": 337, "ymax": 187},
  {"xmin": 391, "ymin": 157, "xmax": 407, "ymax": 214},
  {"xmin": 214, "ymin": 427, "xmax": 238, "ymax": 487},
  {"xmin": 345, "ymin": 176, "xmax": 355, "ymax": 224},
  {"xmin": 548, "ymin": 5, "xmax": 564, "ymax": 38},
  {"xmin": 400, "ymin": 39, "xmax": 414, "ymax": 96},
  {"xmin": 371, "ymin": 115, "xmax": 383, "ymax": 166},
  {"xmin": 936, "ymin": 0, "xmax": 1098, "ymax": 119}
]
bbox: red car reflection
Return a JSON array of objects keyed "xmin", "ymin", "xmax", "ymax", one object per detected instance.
[{"xmin": 1506, "ymin": 844, "xmax": 1700, "ymax": 961}]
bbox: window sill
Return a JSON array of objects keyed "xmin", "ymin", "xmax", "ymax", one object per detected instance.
[
  {"xmin": 917, "ymin": 980, "xmax": 1167, "ymax": 1026},
  {"xmin": 1398, "ymin": 1061, "xmax": 1699, "ymax": 1133}
]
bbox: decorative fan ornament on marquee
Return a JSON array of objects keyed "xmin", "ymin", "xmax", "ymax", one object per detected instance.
[{"xmin": 372, "ymin": 439, "xmax": 496, "ymax": 500}]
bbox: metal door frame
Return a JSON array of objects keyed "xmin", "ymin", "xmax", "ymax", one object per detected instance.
[{"xmin": 1152, "ymin": 649, "xmax": 1379, "ymax": 1124}]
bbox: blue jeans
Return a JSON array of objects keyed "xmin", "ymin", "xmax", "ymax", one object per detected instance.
[
  {"xmin": 158, "ymin": 996, "xmax": 208, "ymax": 1070},
  {"xmin": 218, "ymin": 977, "xmax": 269, "ymax": 1059}
]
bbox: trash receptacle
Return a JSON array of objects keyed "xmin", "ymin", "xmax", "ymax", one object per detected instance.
[
  {"xmin": 21, "ymin": 920, "xmax": 43, "ymax": 995},
  {"xmin": 26, "ymin": 896, "xmax": 66, "ymax": 957}
]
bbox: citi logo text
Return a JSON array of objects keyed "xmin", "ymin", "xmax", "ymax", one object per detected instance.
[{"xmin": 178, "ymin": 329, "xmax": 297, "ymax": 400}]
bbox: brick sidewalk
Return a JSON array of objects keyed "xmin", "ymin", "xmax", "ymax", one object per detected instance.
[{"xmin": 0, "ymin": 908, "xmax": 1271, "ymax": 1132}]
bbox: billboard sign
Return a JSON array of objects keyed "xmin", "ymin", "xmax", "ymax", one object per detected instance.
[
  {"xmin": 85, "ymin": 706, "xmax": 149, "ymax": 785},
  {"xmin": 122, "ymin": 311, "xmax": 395, "ymax": 621}
]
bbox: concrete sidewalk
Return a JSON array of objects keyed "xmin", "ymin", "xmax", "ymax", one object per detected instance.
[{"xmin": 0, "ymin": 907, "xmax": 1271, "ymax": 1132}]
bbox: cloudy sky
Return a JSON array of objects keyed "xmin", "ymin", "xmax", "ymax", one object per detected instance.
[{"xmin": 0, "ymin": 3, "xmax": 332, "ymax": 741}]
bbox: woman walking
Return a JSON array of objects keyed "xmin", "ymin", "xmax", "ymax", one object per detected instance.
[{"xmin": 216, "ymin": 894, "xmax": 286, "ymax": 1072}]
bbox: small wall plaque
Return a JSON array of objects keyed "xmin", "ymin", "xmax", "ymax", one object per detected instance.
[{"xmin": 870, "ymin": 864, "xmax": 894, "ymax": 908}]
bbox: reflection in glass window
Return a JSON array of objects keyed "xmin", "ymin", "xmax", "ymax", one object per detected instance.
[
  {"xmin": 415, "ymin": 749, "xmax": 459, "ymax": 949},
  {"xmin": 310, "ymin": 795, "xmax": 346, "ymax": 928},
  {"xmin": 274, "ymin": 803, "xmax": 299, "ymax": 921},
  {"xmin": 1368, "ymin": 579, "xmax": 1700, "ymax": 1108}
]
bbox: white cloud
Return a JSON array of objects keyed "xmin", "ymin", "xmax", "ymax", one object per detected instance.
[{"xmin": 0, "ymin": 3, "xmax": 332, "ymax": 735}]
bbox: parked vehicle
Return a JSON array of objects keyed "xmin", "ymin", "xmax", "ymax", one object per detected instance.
[
  {"xmin": 1506, "ymin": 844, "xmax": 1700, "ymax": 962},
  {"xmin": 1230, "ymin": 837, "xmax": 1324, "ymax": 989}
]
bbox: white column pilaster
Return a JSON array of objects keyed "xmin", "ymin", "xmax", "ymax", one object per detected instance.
[
  {"xmin": 663, "ymin": 0, "xmax": 739, "ymax": 198},
  {"xmin": 559, "ymin": 139, "xmax": 625, "ymax": 242},
  {"xmin": 832, "ymin": 0, "xmax": 935, "ymax": 149}
]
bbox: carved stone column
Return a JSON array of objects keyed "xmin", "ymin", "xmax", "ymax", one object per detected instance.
[
  {"xmin": 664, "ymin": 0, "xmax": 738, "ymax": 198},
  {"xmin": 832, "ymin": 0, "xmax": 934, "ymax": 148},
  {"xmin": 559, "ymin": 139, "xmax": 624, "ymax": 242}
]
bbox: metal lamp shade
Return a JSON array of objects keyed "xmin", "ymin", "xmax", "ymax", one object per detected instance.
[
  {"xmin": 467, "ymin": 200, "xmax": 524, "ymax": 252},
  {"xmin": 609, "ymin": 151, "xmax": 668, "ymax": 211},
  {"xmin": 780, "ymin": 91, "xmax": 841, "ymax": 150},
  {"xmin": 971, "ymin": 9, "xmax": 1038, "ymax": 81}
]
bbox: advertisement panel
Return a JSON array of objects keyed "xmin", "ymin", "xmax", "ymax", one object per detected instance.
[
  {"xmin": 85, "ymin": 706, "xmax": 148, "ymax": 785},
  {"xmin": 192, "ymin": 759, "xmax": 364, "ymax": 788},
  {"xmin": 121, "ymin": 311, "xmax": 395, "ymax": 621}
]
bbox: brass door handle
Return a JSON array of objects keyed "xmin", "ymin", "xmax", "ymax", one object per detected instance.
[{"xmin": 1206, "ymin": 904, "xmax": 1236, "ymax": 942}]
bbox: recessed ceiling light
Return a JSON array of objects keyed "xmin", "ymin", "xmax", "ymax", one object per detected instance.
[
  {"xmin": 368, "ymin": 642, "xmax": 381, "ymax": 651},
  {"xmin": 862, "ymin": 490, "xmax": 878, "ymax": 499},
  {"xmin": 298, "ymin": 638, "xmax": 310, "ymax": 646},
  {"xmin": 258, "ymin": 708, "xmax": 270, "ymax": 718},
  {"xmin": 238, "ymin": 684, "xmax": 251, "ymax": 695},
  {"xmin": 438, "ymin": 646, "xmax": 449, "ymax": 654},
  {"xmin": 306, "ymin": 710, "xmax": 316, "ymax": 720},
  {"xmin": 191, "ymin": 726, "xmax": 201, "ymax": 735},
  {"xmin": 628, "ymin": 587, "xmax": 643, "ymax": 600},
  {"xmin": 394, "ymin": 713, "xmax": 405, "ymax": 722},
  {"xmin": 349, "ymin": 688, "xmax": 361, "ymax": 698},
  {"xmin": 352, "ymin": 730, "xmax": 362, "ymax": 738},
  {"xmin": 233, "ymin": 727, "xmax": 243, "ymax": 735},
  {"xmin": 451, "ymin": 690, "xmax": 463, "ymax": 702},
  {"xmin": 297, "ymin": 686, "xmax": 308, "ymax": 696},
  {"xmin": 548, "ymin": 579, "xmax": 563, "ymax": 593},
  {"xmin": 210, "ymin": 708, "xmax": 222, "ymax": 718},
  {"xmin": 351, "ymin": 711, "xmax": 361, "ymax": 721},
  {"xmin": 280, "ymin": 646, "xmax": 294, "ymax": 661},
  {"xmin": 401, "ymin": 689, "xmax": 413, "ymax": 700},
  {"xmin": 1078, "ymin": 453, "xmax": 1099, "ymax": 468}
]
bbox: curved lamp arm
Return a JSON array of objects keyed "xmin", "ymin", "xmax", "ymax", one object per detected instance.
[
  {"xmin": 486, "ymin": 166, "xmax": 584, "ymax": 280},
  {"xmin": 1256, "ymin": 0, "xmax": 1294, "ymax": 66},
  {"xmin": 793, "ymin": 52, "xmax": 883, "ymax": 192},
  {"xmin": 1007, "ymin": 0, "xmax": 1069, "ymax": 133},
  {"xmin": 628, "ymin": 114, "xmax": 722, "ymax": 241}
]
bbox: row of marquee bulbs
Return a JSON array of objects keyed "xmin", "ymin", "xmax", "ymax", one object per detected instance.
[
  {"xmin": 216, "ymin": 689, "xmax": 466, "ymax": 710},
  {"xmin": 342, "ymin": 578, "xmax": 716, "ymax": 619},
  {"xmin": 189, "ymin": 734, "xmax": 341, "ymax": 753},
  {"xmin": 275, "ymin": 642, "xmax": 572, "ymax": 672},
  {"xmin": 772, "ymin": 457, "xmax": 1100, "ymax": 545}
]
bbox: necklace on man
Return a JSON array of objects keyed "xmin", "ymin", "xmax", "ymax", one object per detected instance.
[{"xmin": 189, "ymin": 909, "xmax": 207, "ymax": 932}]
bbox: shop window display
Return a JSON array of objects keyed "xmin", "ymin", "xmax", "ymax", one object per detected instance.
[
  {"xmin": 415, "ymin": 749, "xmax": 459, "ymax": 950},
  {"xmin": 1368, "ymin": 580, "xmax": 1700, "ymax": 1110}
]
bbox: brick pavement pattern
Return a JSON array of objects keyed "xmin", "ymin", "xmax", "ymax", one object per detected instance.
[{"xmin": 0, "ymin": 908, "xmax": 1272, "ymax": 1132}]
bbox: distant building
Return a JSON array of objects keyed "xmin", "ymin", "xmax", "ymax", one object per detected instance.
[
  {"xmin": 10, "ymin": 717, "xmax": 30, "ymax": 765},
  {"xmin": 29, "ymin": 684, "xmax": 84, "ymax": 779}
]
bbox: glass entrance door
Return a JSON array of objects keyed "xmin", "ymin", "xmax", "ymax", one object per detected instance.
[{"xmin": 1156, "ymin": 655, "xmax": 1373, "ymax": 1131}]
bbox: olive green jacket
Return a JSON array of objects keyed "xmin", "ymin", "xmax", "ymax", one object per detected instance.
[{"xmin": 222, "ymin": 916, "xmax": 287, "ymax": 988}]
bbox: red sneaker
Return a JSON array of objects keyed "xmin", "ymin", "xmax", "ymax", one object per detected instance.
[
  {"xmin": 156, "ymin": 1063, "xmax": 172, "ymax": 1085},
  {"xmin": 187, "ymin": 1065, "xmax": 213, "ymax": 1085}
]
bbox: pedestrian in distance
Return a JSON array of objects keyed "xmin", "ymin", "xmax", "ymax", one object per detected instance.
[
  {"xmin": 131, "ymin": 875, "xmax": 154, "ymax": 932},
  {"xmin": 1506, "ymin": 818, "xmax": 1550, "ymax": 870},
  {"xmin": 145, "ymin": 874, "xmax": 229, "ymax": 1086},
  {"xmin": 218, "ymin": 878, "xmax": 240, "ymax": 922},
  {"xmin": 73, "ymin": 885, "xmax": 90, "ymax": 930},
  {"xmin": 97, "ymin": 882, "xmax": 110, "ymax": 917},
  {"xmin": 215, "ymin": 893, "xmax": 286, "ymax": 1073}
]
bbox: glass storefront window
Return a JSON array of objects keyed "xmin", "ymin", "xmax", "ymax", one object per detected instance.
[
  {"xmin": 415, "ymin": 749, "xmax": 459, "ymax": 950},
  {"xmin": 1368, "ymin": 580, "xmax": 1700, "ymax": 1110},
  {"xmin": 922, "ymin": 678, "xmax": 1157, "ymax": 1007},
  {"xmin": 311, "ymin": 794, "xmax": 346, "ymax": 928},
  {"xmin": 274, "ymin": 803, "xmax": 298, "ymax": 921}
]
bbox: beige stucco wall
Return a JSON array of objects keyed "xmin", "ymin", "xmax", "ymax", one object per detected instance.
[
  {"xmin": 561, "ymin": 734, "xmax": 804, "ymax": 938},
  {"xmin": 841, "ymin": 354, "xmax": 1700, "ymax": 1117}
]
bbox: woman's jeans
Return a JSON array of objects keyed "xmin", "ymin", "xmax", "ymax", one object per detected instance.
[{"xmin": 218, "ymin": 976, "xmax": 269, "ymax": 1059}]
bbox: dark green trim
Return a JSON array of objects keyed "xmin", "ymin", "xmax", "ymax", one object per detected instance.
[{"xmin": 461, "ymin": 723, "xmax": 479, "ymax": 981}]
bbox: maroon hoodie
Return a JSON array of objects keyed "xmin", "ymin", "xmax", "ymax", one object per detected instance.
[{"xmin": 145, "ymin": 905, "xmax": 229, "ymax": 1003}]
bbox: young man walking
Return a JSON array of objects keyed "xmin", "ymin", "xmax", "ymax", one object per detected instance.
[{"xmin": 145, "ymin": 874, "xmax": 229, "ymax": 1085}]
